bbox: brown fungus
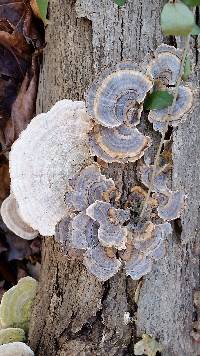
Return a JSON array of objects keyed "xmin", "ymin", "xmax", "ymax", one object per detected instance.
[
  {"xmin": 148, "ymin": 85, "xmax": 193, "ymax": 127},
  {"xmin": 65, "ymin": 164, "xmax": 115, "ymax": 213},
  {"xmin": 86, "ymin": 200, "xmax": 130, "ymax": 250},
  {"xmin": 83, "ymin": 245, "xmax": 121, "ymax": 282},
  {"xmin": 89, "ymin": 124, "xmax": 151, "ymax": 163},
  {"xmin": 1, "ymin": 194, "xmax": 38, "ymax": 240},
  {"xmin": 147, "ymin": 45, "xmax": 181, "ymax": 86},
  {"xmin": 86, "ymin": 63, "xmax": 153, "ymax": 128}
]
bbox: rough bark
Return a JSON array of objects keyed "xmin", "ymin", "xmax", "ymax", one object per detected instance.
[{"xmin": 28, "ymin": 0, "xmax": 200, "ymax": 355}]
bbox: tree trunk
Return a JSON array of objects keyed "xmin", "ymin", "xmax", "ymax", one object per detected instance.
[{"xmin": 28, "ymin": 0, "xmax": 200, "ymax": 355}]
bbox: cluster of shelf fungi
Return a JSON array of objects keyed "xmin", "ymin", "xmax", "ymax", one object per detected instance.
[{"xmin": 1, "ymin": 44, "xmax": 193, "ymax": 282}]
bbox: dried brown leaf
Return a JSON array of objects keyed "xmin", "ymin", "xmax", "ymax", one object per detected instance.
[{"xmin": 3, "ymin": 55, "xmax": 39, "ymax": 146}]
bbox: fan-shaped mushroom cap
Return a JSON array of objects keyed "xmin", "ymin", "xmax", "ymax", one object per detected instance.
[
  {"xmin": 86, "ymin": 200, "xmax": 130, "ymax": 250},
  {"xmin": 0, "ymin": 342, "xmax": 34, "ymax": 355},
  {"xmin": 86, "ymin": 63, "xmax": 153, "ymax": 127},
  {"xmin": 89, "ymin": 124, "xmax": 151, "ymax": 163},
  {"xmin": 147, "ymin": 46, "xmax": 181, "ymax": 86},
  {"xmin": 132, "ymin": 222, "xmax": 171, "ymax": 257},
  {"xmin": 124, "ymin": 222, "xmax": 171, "ymax": 279},
  {"xmin": 157, "ymin": 190, "xmax": 185, "ymax": 221},
  {"xmin": 65, "ymin": 164, "xmax": 115, "ymax": 213},
  {"xmin": 155, "ymin": 44, "xmax": 182, "ymax": 58},
  {"xmin": 139, "ymin": 165, "xmax": 169, "ymax": 193},
  {"xmin": 0, "ymin": 328, "xmax": 25, "ymax": 345},
  {"xmin": 148, "ymin": 86, "xmax": 193, "ymax": 126},
  {"xmin": 70, "ymin": 212, "xmax": 99, "ymax": 250},
  {"xmin": 83, "ymin": 245, "xmax": 121, "ymax": 282},
  {"xmin": 125, "ymin": 252, "xmax": 153, "ymax": 280},
  {"xmin": 1, "ymin": 194, "xmax": 38, "ymax": 240},
  {"xmin": 0, "ymin": 277, "xmax": 37, "ymax": 332},
  {"xmin": 9, "ymin": 100, "xmax": 93, "ymax": 236}
]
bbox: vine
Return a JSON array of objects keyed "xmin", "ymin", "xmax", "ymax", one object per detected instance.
[{"xmin": 140, "ymin": 0, "xmax": 199, "ymax": 216}]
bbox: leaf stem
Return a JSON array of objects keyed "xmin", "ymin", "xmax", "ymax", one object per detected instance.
[{"xmin": 139, "ymin": 35, "xmax": 190, "ymax": 219}]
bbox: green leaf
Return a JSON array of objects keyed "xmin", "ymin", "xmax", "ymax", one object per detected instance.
[
  {"xmin": 144, "ymin": 91, "xmax": 174, "ymax": 110},
  {"xmin": 114, "ymin": 0, "xmax": 126, "ymax": 6},
  {"xmin": 36, "ymin": 0, "xmax": 49, "ymax": 23},
  {"xmin": 191, "ymin": 24, "xmax": 200, "ymax": 35},
  {"xmin": 161, "ymin": 2, "xmax": 195, "ymax": 36},
  {"xmin": 182, "ymin": 55, "xmax": 191, "ymax": 81},
  {"xmin": 181, "ymin": 0, "xmax": 200, "ymax": 6}
]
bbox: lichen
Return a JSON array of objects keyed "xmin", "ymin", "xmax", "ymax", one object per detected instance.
[
  {"xmin": 0, "ymin": 328, "xmax": 25, "ymax": 345},
  {"xmin": 0, "ymin": 277, "xmax": 37, "ymax": 332},
  {"xmin": 134, "ymin": 334, "xmax": 162, "ymax": 356}
]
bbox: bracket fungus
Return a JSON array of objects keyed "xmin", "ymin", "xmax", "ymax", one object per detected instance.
[
  {"xmin": 147, "ymin": 44, "xmax": 181, "ymax": 86},
  {"xmin": 65, "ymin": 164, "xmax": 115, "ymax": 213},
  {"xmin": 0, "ymin": 328, "xmax": 25, "ymax": 345},
  {"xmin": 123, "ymin": 222, "xmax": 172, "ymax": 280},
  {"xmin": 86, "ymin": 200, "xmax": 130, "ymax": 250},
  {"xmin": 0, "ymin": 342, "xmax": 34, "ymax": 356},
  {"xmin": 86, "ymin": 63, "xmax": 153, "ymax": 127},
  {"xmin": 1, "ymin": 194, "xmax": 38, "ymax": 240},
  {"xmin": 0, "ymin": 277, "xmax": 37, "ymax": 332},
  {"xmin": 9, "ymin": 100, "xmax": 93, "ymax": 236},
  {"xmin": 140, "ymin": 165, "xmax": 185, "ymax": 221},
  {"xmin": 89, "ymin": 124, "xmax": 151, "ymax": 163},
  {"xmin": 148, "ymin": 85, "xmax": 193, "ymax": 127},
  {"xmin": 69, "ymin": 212, "xmax": 99, "ymax": 250},
  {"xmin": 157, "ymin": 190, "xmax": 185, "ymax": 221},
  {"xmin": 83, "ymin": 245, "xmax": 121, "ymax": 282}
]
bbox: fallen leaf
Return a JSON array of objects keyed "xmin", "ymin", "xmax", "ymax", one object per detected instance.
[
  {"xmin": 0, "ymin": 163, "xmax": 10, "ymax": 201},
  {"xmin": 2, "ymin": 54, "xmax": 39, "ymax": 147}
]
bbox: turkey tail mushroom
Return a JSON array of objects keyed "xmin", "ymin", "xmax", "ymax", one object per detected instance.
[
  {"xmin": 86, "ymin": 200, "xmax": 130, "ymax": 250},
  {"xmin": 86, "ymin": 63, "xmax": 153, "ymax": 127},
  {"xmin": 65, "ymin": 164, "xmax": 116, "ymax": 214},
  {"xmin": 148, "ymin": 85, "xmax": 193, "ymax": 127},
  {"xmin": 123, "ymin": 222, "xmax": 172, "ymax": 280},
  {"xmin": 83, "ymin": 245, "xmax": 121, "ymax": 282},
  {"xmin": 147, "ymin": 44, "xmax": 182, "ymax": 86},
  {"xmin": 89, "ymin": 124, "xmax": 151, "ymax": 163}
]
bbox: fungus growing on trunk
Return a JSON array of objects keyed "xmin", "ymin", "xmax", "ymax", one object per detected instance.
[
  {"xmin": 9, "ymin": 100, "xmax": 93, "ymax": 236},
  {"xmin": 86, "ymin": 200, "xmax": 130, "ymax": 250},
  {"xmin": 139, "ymin": 164, "xmax": 185, "ymax": 221},
  {"xmin": 65, "ymin": 164, "xmax": 115, "ymax": 214},
  {"xmin": 147, "ymin": 44, "xmax": 181, "ymax": 85},
  {"xmin": 89, "ymin": 124, "xmax": 151, "ymax": 163},
  {"xmin": 148, "ymin": 85, "xmax": 193, "ymax": 127},
  {"xmin": 0, "ymin": 277, "xmax": 37, "ymax": 332},
  {"xmin": 70, "ymin": 212, "xmax": 99, "ymax": 250},
  {"xmin": 0, "ymin": 342, "xmax": 34, "ymax": 355},
  {"xmin": 86, "ymin": 63, "xmax": 153, "ymax": 127},
  {"xmin": 0, "ymin": 328, "xmax": 25, "ymax": 345},
  {"xmin": 157, "ymin": 190, "xmax": 185, "ymax": 221},
  {"xmin": 1, "ymin": 194, "xmax": 38, "ymax": 240},
  {"xmin": 124, "ymin": 222, "xmax": 172, "ymax": 280},
  {"xmin": 83, "ymin": 245, "xmax": 121, "ymax": 282}
]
